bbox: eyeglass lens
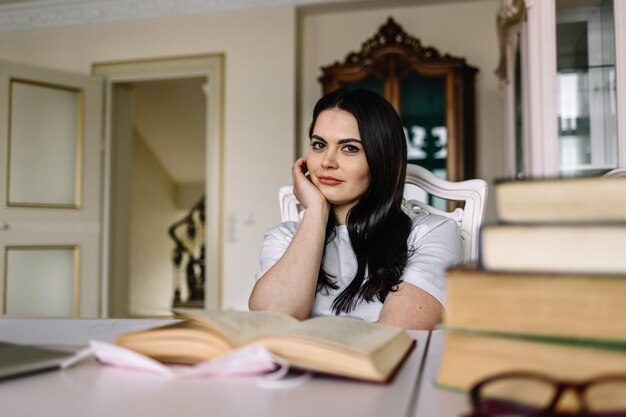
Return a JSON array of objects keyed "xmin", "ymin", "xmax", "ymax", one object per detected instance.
[
  {"xmin": 476, "ymin": 376, "xmax": 626, "ymax": 417},
  {"xmin": 477, "ymin": 376, "xmax": 556, "ymax": 416},
  {"xmin": 585, "ymin": 379, "xmax": 626, "ymax": 416}
]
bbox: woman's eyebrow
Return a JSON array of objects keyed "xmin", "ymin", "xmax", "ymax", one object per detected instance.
[
  {"xmin": 338, "ymin": 138, "xmax": 362, "ymax": 144},
  {"xmin": 310, "ymin": 135, "xmax": 361, "ymax": 144}
]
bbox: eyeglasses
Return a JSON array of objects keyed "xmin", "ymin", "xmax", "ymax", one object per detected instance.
[{"xmin": 465, "ymin": 371, "xmax": 626, "ymax": 417}]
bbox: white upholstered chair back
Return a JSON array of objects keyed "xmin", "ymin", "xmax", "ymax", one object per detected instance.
[
  {"xmin": 403, "ymin": 164, "xmax": 487, "ymax": 263},
  {"xmin": 604, "ymin": 168, "xmax": 626, "ymax": 177},
  {"xmin": 279, "ymin": 164, "xmax": 488, "ymax": 263}
]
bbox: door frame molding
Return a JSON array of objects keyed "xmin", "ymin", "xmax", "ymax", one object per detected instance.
[{"xmin": 93, "ymin": 54, "xmax": 224, "ymax": 317}]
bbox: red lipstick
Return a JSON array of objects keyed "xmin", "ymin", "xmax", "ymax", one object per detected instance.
[{"xmin": 318, "ymin": 176, "xmax": 343, "ymax": 186}]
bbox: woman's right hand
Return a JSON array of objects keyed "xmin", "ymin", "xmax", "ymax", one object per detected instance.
[
  {"xmin": 249, "ymin": 158, "xmax": 330, "ymax": 319},
  {"xmin": 292, "ymin": 157, "xmax": 329, "ymax": 212}
]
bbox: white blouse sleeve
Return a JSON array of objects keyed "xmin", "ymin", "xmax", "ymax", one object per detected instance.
[
  {"xmin": 400, "ymin": 214, "xmax": 461, "ymax": 307},
  {"xmin": 254, "ymin": 221, "xmax": 299, "ymax": 281}
]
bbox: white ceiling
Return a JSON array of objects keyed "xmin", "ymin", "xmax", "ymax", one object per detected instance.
[
  {"xmin": 0, "ymin": 0, "xmax": 365, "ymax": 32},
  {"xmin": 0, "ymin": 0, "xmax": 474, "ymax": 32}
]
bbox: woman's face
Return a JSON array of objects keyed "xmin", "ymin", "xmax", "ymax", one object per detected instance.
[{"xmin": 307, "ymin": 109, "xmax": 371, "ymax": 219}]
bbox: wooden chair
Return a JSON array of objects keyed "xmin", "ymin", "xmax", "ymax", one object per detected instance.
[{"xmin": 278, "ymin": 164, "xmax": 488, "ymax": 263}]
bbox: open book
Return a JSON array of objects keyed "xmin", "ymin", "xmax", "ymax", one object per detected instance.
[{"xmin": 114, "ymin": 309, "xmax": 414, "ymax": 383}]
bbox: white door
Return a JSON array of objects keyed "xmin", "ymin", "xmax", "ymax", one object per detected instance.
[{"xmin": 0, "ymin": 60, "xmax": 102, "ymax": 318}]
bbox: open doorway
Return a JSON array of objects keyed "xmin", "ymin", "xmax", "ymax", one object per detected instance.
[
  {"xmin": 94, "ymin": 55, "xmax": 224, "ymax": 318},
  {"xmin": 113, "ymin": 77, "xmax": 206, "ymax": 317}
]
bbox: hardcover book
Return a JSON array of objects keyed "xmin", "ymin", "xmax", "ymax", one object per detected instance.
[
  {"xmin": 479, "ymin": 224, "xmax": 626, "ymax": 274},
  {"xmin": 445, "ymin": 267, "xmax": 626, "ymax": 341},
  {"xmin": 495, "ymin": 176, "xmax": 626, "ymax": 223},
  {"xmin": 436, "ymin": 330, "xmax": 626, "ymax": 391}
]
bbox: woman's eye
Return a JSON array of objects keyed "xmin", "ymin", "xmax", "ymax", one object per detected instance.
[
  {"xmin": 311, "ymin": 141, "xmax": 325, "ymax": 150},
  {"xmin": 343, "ymin": 145, "xmax": 360, "ymax": 153}
]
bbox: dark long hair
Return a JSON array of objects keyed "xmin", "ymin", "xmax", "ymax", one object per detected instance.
[{"xmin": 309, "ymin": 88, "xmax": 413, "ymax": 314}]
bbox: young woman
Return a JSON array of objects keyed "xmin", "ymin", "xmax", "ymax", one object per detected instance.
[{"xmin": 248, "ymin": 88, "xmax": 460, "ymax": 330}]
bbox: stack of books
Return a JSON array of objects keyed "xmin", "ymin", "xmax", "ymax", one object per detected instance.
[{"xmin": 436, "ymin": 175, "xmax": 626, "ymax": 391}]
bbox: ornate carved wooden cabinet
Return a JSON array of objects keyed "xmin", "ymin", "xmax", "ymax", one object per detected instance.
[{"xmin": 319, "ymin": 17, "xmax": 478, "ymax": 183}]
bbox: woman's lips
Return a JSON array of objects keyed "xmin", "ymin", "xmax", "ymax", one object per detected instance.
[{"xmin": 318, "ymin": 176, "xmax": 343, "ymax": 186}]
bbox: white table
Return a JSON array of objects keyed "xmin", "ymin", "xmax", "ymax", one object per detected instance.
[
  {"xmin": 413, "ymin": 330, "xmax": 472, "ymax": 417},
  {"xmin": 0, "ymin": 319, "xmax": 430, "ymax": 417}
]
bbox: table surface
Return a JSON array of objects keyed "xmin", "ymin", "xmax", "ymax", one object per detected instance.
[
  {"xmin": 0, "ymin": 319, "xmax": 463, "ymax": 417},
  {"xmin": 416, "ymin": 330, "xmax": 471, "ymax": 417}
]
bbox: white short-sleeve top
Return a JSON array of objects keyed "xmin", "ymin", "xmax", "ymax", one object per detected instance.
[{"xmin": 254, "ymin": 211, "xmax": 461, "ymax": 322}]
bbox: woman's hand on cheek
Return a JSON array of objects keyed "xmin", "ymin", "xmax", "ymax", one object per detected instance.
[{"xmin": 292, "ymin": 157, "xmax": 329, "ymax": 212}]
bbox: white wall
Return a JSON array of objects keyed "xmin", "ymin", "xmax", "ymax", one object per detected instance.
[
  {"xmin": 132, "ymin": 77, "xmax": 207, "ymax": 185},
  {"xmin": 0, "ymin": 6, "xmax": 297, "ymax": 312},
  {"xmin": 299, "ymin": 0, "xmax": 502, "ymax": 220}
]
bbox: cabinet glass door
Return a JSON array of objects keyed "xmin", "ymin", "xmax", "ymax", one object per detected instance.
[
  {"xmin": 556, "ymin": 0, "xmax": 617, "ymax": 176},
  {"xmin": 401, "ymin": 73, "xmax": 448, "ymax": 210}
]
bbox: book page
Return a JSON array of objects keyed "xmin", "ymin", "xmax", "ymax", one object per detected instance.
[
  {"xmin": 173, "ymin": 309, "xmax": 299, "ymax": 346},
  {"xmin": 267, "ymin": 316, "xmax": 405, "ymax": 354}
]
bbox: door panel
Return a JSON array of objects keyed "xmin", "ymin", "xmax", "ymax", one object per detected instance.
[
  {"xmin": 8, "ymin": 79, "xmax": 82, "ymax": 207},
  {"xmin": 5, "ymin": 246, "xmax": 78, "ymax": 316},
  {"xmin": 0, "ymin": 60, "xmax": 102, "ymax": 318}
]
